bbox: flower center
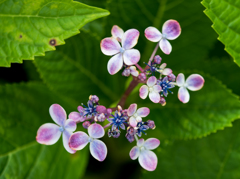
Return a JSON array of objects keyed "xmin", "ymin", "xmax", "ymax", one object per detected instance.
[
  {"xmin": 149, "ymin": 87, "xmax": 153, "ymax": 92},
  {"xmin": 119, "ymin": 47, "xmax": 125, "ymax": 53},
  {"xmin": 162, "ymin": 33, "xmax": 167, "ymax": 39},
  {"xmin": 59, "ymin": 126, "xmax": 65, "ymax": 132},
  {"xmin": 88, "ymin": 137, "xmax": 94, "ymax": 143}
]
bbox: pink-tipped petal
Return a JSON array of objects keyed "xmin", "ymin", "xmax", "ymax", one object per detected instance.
[
  {"xmin": 178, "ymin": 87, "xmax": 190, "ymax": 103},
  {"xmin": 69, "ymin": 112, "xmax": 85, "ymax": 122},
  {"xmin": 130, "ymin": 66, "xmax": 139, "ymax": 77},
  {"xmin": 137, "ymin": 107, "xmax": 150, "ymax": 117},
  {"xmin": 100, "ymin": 37, "xmax": 121, "ymax": 56},
  {"xmin": 127, "ymin": 103, "xmax": 137, "ymax": 116},
  {"xmin": 111, "ymin": 25, "xmax": 124, "ymax": 41},
  {"xmin": 176, "ymin": 73, "xmax": 185, "ymax": 87},
  {"xmin": 186, "ymin": 74, "xmax": 205, "ymax": 91},
  {"xmin": 88, "ymin": 123, "xmax": 105, "ymax": 139},
  {"xmin": 147, "ymin": 76, "xmax": 157, "ymax": 87},
  {"xmin": 123, "ymin": 49, "xmax": 140, "ymax": 66},
  {"xmin": 139, "ymin": 150, "xmax": 158, "ymax": 171},
  {"xmin": 136, "ymin": 116, "xmax": 142, "ymax": 122},
  {"xmin": 122, "ymin": 29, "xmax": 140, "ymax": 49},
  {"xmin": 159, "ymin": 63, "xmax": 167, "ymax": 69},
  {"xmin": 62, "ymin": 130, "xmax": 76, "ymax": 154},
  {"xmin": 96, "ymin": 105, "xmax": 107, "ymax": 113},
  {"xmin": 144, "ymin": 138, "xmax": 160, "ymax": 150},
  {"xmin": 129, "ymin": 117, "xmax": 138, "ymax": 127},
  {"xmin": 64, "ymin": 119, "xmax": 76, "ymax": 132},
  {"xmin": 153, "ymin": 85, "xmax": 162, "ymax": 93},
  {"xmin": 162, "ymin": 68, "xmax": 172, "ymax": 75},
  {"xmin": 149, "ymin": 91, "xmax": 160, "ymax": 103},
  {"xmin": 107, "ymin": 53, "xmax": 123, "ymax": 75},
  {"xmin": 130, "ymin": 146, "xmax": 140, "ymax": 160},
  {"xmin": 69, "ymin": 132, "xmax": 89, "ymax": 150},
  {"xmin": 90, "ymin": 139, "xmax": 107, "ymax": 162},
  {"xmin": 137, "ymin": 138, "xmax": 145, "ymax": 147},
  {"xmin": 144, "ymin": 27, "xmax": 162, "ymax": 42},
  {"xmin": 159, "ymin": 39, "xmax": 172, "ymax": 55},
  {"xmin": 36, "ymin": 123, "xmax": 61, "ymax": 145},
  {"xmin": 162, "ymin": 20, "xmax": 181, "ymax": 40},
  {"xmin": 139, "ymin": 85, "xmax": 149, "ymax": 99},
  {"xmin": 49, "ymin": 104, "xmax": 66, "ymax": 126}
]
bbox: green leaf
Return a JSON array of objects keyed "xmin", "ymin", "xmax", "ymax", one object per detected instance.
[
  {"xmin": 34, "ymin": 31, "xmax": 126, "ymax": 105},
  {"xmin": 0, "ymin": 83, "xmax": 88, "ymax": 178},
  {"xmin": 0, "ymin": 0, "xmax": 109, "ymax": 67},
  {"xmin": 137, "ymin": 73, "xmax": 240, "ymax": 139},
  {"xmin": 202, "ymin": 0, "xmax": 240, "ymax": 66},
  {"xmin": 142, "ymin": 120, "xmax": 240, "ymax": 179}
]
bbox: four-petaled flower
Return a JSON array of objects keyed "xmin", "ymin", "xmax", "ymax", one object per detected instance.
[
  {"xmin": 130, "ymin": 138, "xmax": 160, "ymax": 171},
  {"xmin": 69, "ymin": 123, "xmax": 107, "ymax": 161},
  {"xmin": 101, "ymin": 26, "xmax": 140, "ymax": 75},
  {"xmin": 139, "ymin": 76, "xmax": 162, "ymax": 103},
  {"xmin": 176, "ymin": 73, "xmax": 205, "ymax": 103},
  {"xmin": 145, "ymin": 20, "xmax": 181, "ymax": 54},
  {"xmin": 127, "ymin": 103, "xmax": 150, "ymax": 127},
  {"xmin": 36, "ymin": 104, "xmax": 76, "ymax": 153}
]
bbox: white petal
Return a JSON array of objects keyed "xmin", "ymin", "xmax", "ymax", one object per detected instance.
[
  {"xmin": 139, "ymin": 150, "xmax": 158, "ymax": 171},
  {"xmin": 162, "ymin": 19, "xmax": 181, "ymax": 40},
  {"xmin": 136, "ymin": 107, "xmax": 150, "ymax": 117},
  {"xmin": 64, "ymin": 119, "xmax": 76, "ymax": 132},
  {"xmin": 129, "ymin": 116, "xmax": 138, "ymax": 127},
  {"xmin": 176, "ymin": 73, "xmax": 185, "ymax": 87},
  {"xmin": 123, "ymin": 49, "xmax": 140, "ymax": 66},
  {"xmin": 49, "ymin": 104, "xmax": 66, "ymax": 126},
  {"xmin": 107, "ymin": 53, "xmax": 123, "ymax": 75},
  {"xmin": 144, "ymin": 138, "xmax": 160, "ymax": 150},
  {"xmin": 127, "ymin": 103, "xmax": 137, "ymax": 116},
  {"xmin": 144, "ymin": 27, "xmax": 162, "ymax": 42},
  {"xmin": 159, "ymin": 39, "xmax": 172, "ymax": 55},
  {"xmin": 178, "ymin": 87, "xmax": 190, "ymax": 103},
  {"xmin": 149, "ymin": 91, "xmax": 160, "ymax": 103},
  {"xmin": 36, "ymin": 123, "xmax": 61, "ymax": 145},
  {"xmin": 162, "ymin": 68, "xmax": 172, "ymax": 75},
  {"xmin": 122, "ymin": 29, "xmax": 140, "ymax": 49},
  {"xmin": 153, "ymin": 85, "xmax": 161, "ymax": 93},
  {"xmin": 62, "ymin": 130, "xmax": 76, "ymax": 154},
  {"xmin": 129, "ymin": 146, "xmax": 140, "ymax": 160},
  {"xmin": 88, "ymin": 123, "xmax": 105, "ymax": 139},
  {"xmin": 147, "ymin": 76, "xmax": 157, "ymax": 87},
  {"xmin": 186, "ymin": 74, "xmax": 205, "ymax": 91},
  {"xmin": 139, "ymin": 85, "xmax": 149, "ymax": 99},
  {"xmin": 100, "ymin": 37, "xmax": 121, "ymax": 56},
  {"xmin": 90, "ymin": 139, "xmax": 107, "ymax": 161},
  {"xmin": 69, "ymin": 132, "xmax": 89, "ymax": 150},
  {"xmin": 111, "ymin": 25, "xmax": 124, "ymax": 41}
]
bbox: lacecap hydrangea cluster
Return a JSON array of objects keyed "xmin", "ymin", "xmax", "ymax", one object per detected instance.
[{"xmin": 36, "ymin": 20, "xmax": 204, "ymax": 171}]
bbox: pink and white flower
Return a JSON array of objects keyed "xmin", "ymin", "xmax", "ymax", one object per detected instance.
[
  {"xmin": 101, "ymin": 27, "xmax": 140, "ymax": 75},
  {"xmin": 127, "ymin": 103, "xmax": 150, "ymax": 127},
  {"xmin": 157, "ymin": 63, "xmax": 172, "ymax": 75},
  {"xmin": 130, "ymin": 138, "xmax": 160, "ymax": 171},
  {"xmin": 69, "ymin": 123, "xmax": 107, "ymax": 161},
  {"xmin": 145, "ymin": 20, "xmax": 181, "ymax": 54},
  {"xmin": 176, "ymin": 73, "xmax": 205, "ymax": 103},
  {"xmin": 139, "ymin": 76, "xmax": 162, "ymax": 103},
  {"xmin": 36, "ymin": 104, "xmax": 76, "ymax": 154}
]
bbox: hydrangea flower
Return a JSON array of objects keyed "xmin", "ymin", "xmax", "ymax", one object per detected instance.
[
  {"xmin": 122, "ymin": 66, "xmax": 139, "ymax": 77},
  {"xmin": 176, "ymin": 73, "xmax": 204, "ymax": 103},
  {"xmin": 157, "ymin": 63, "xmax": 172, "ymax": 75},
  {"xmin": 69, "ymin": 123, "xmax": 107, "ymax": 161},
  {"xmin": 127, "ymin": 103, "xmax": 150, "ymax": 127},
  {"xmin": 130, "ymin": 138, "xmax": 160, "ymax": 171},
  {"xmin": 145, "ymin": 20, "xmax": 181, "ymax": 54},
  {"xmin": 36, "ymin": 104, "xmax": 76, "ymax": 153},
  {"xmin": 101, "ymin": 27, "xmax": 140, "ymax": 75},
  {"xmin": 139, "ymin": 76, "xmax": 162, "ymax": 103}
]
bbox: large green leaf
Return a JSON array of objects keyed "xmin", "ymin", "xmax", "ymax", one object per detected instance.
[
  {"xmin": 0, "ymin": 83, "xmax": 88, "ymax": 179},
  {"xmin": 135, "ymin": 73, "xmax": 240, "ymax": 139},
  {"xmin": 142, "ymin": 120, "xmax": 240, "ymax": 179},
  {"xmin": 202, "ymin": 0, "xmax": 240, "ymax": 66},
  {"xmin": 0, "ymin": 0, "xmax": 109, "ymax": 67},
  {"xmin": 34, "ymin": 31, "xmax": 126, "ymax": 105}
]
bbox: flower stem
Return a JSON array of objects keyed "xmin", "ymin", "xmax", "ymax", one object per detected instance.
[
  {"xmin": 148, "ymin": 43, "xmax": 159, "ymax": 66},
  {"xmin": 134, "ymin": 135, "xmax": 139, "ymax": 142},
  {"xmin": 103, "ymin": 123, "xmax": 111, "ymax": 129},
  {"xmin": 135, "ymin": 63, "xmax": 144, "ymax": 73}
]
